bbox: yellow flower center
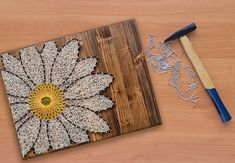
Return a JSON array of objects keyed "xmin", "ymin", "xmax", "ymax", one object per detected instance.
[{"xmin": 29, "ymin": 83, "xmax": 65, "ymax": 120}]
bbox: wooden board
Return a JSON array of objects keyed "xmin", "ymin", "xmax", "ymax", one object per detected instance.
[{"xmin": 0, "ymin": 19, "xmax": 161, "ymax": 159}]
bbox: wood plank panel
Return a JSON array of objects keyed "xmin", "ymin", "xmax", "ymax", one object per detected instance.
[{"xmin": 0, "ymin": 19, "xmax": 161, "ymax": 158}]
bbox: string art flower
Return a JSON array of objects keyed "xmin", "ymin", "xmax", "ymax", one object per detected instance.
[{"xmin": 1, "ymin": 39, "xmax": 114, "ymax": 158}]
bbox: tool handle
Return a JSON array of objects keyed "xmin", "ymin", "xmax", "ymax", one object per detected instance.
[
  {"xmin": 180, "ymin": 36, "xmax": 214, "ymax": 89},
  {"xmin": 206, "ymin": 88, "xmax": 232, "ymax": 122},
  {"xmin": 180, "ymin": 36, "xmax": 232, "ymax": 122}
]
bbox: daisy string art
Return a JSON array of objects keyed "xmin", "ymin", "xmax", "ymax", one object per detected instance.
[
  {"xmin": 0, "ymin": 20, "xmax": 161, "ymax": 159},
  {"xmin": 1, "ymin": 39, "xmax": 115, "ymax": 158}
]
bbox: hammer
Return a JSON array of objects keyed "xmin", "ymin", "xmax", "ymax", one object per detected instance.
[{"xmin": 164, "ymin": 23, "xmax": 232, "ymax": 122}]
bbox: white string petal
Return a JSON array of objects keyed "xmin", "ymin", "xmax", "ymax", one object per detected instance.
[
  {"xmin": 1, "ymin": 53, "xmax": 34, "ymax": 88},
  {"xmin": 66, "ymin": 95, "xmax": 114, "ymax": 112},
  {"xmin": 61, "ymin": 57, "xmax": 97, "ymax": 89},
  {"xmin": 58, "ymin": 115, "xmax": 89, "ymax": 143},
  {"xmin": 48, "ymin": 119, "xmax": 70, "ymax": 150},
  {"xmin": 10, "ymin": 103, "xmax": 30, "ymax": 123},
  {"xmin": 1, "ymin": 70, "xmax": 30, "ymax": 97},
  {"xmin": 63, "ymin": 106, "xmax": 110, "ymax": 133},
  {"xmin": 52, "ymin": 39, "xmax": 79, "ymax": 85},
  {"xmin": 20, "ymin": 46, "xmax": 44, "ymax": 85},
  {"xmin": 65, "ymin": 73, "xmax": 113, "ymax": 99},
  {"xmin": 40, "ymin": 41, "xmax": 58, "ymax": 82},
  {"xmin": 17, "ymin": 116, "xmax": 40, "ymax": 157},
  {"xmin": 15, "ymin": 112, "xmax": 34, "ymax": 131},
  {"xmin": 34, "ymin": 120, "xmax": 50, "ymax": 155}
]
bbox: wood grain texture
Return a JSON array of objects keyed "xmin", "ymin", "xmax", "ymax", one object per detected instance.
[
  {"xmin": 0, "ymin": 19, "xmax": 161, "ymax": 159},
  {"xmin": 0, "ymin": 0, "xmax": 234, "ymax": 162}
]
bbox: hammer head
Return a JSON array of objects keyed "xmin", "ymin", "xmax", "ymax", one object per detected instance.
[{"xmin": 164, "ymin": 23, "xmax": 197, "ymax": 43}]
